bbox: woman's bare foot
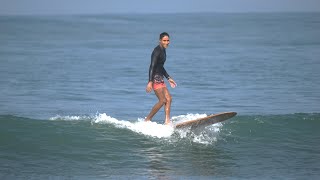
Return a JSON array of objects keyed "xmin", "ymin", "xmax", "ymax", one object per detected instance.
[
  {"xmin": 145, "ymin": 118, "xmax": 151, "ymax": 122},
  {"xmin": 164, "ymin": 120, "xmax": 171, "ymax": 125}
]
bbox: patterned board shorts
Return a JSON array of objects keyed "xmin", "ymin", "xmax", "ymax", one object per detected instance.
[{"xmin": 152, "ymin": 74, "xmax": 166, "ymax": 90}]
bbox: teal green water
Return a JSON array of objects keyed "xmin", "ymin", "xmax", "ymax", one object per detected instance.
[{"xmin": 1, "ymin": 113, "xmax": 319, "ymax": 179}]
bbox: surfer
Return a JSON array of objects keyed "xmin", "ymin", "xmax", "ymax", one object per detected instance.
[{"xmin": 145, "ymin": 32, "xmax": 177, "ymax": 125}]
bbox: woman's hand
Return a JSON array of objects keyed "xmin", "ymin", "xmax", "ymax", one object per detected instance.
[
  {"xmin": 146, "ymin": 81, "xmax": 153, "ymax": 93},
  {"xmin": 168, "ymin": 78, "xmax": 177, "ymax": 88}
]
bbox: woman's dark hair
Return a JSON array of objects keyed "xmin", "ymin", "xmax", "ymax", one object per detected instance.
[{"xmin": 159, "ymin": 32, "xmax": 170, "ymax": 40}]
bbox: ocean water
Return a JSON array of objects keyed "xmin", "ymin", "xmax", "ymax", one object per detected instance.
[{"xmin": 1, "ymin": 13, "xmax": 320, "ymax": 179}]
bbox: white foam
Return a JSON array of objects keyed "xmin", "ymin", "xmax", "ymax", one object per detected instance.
[
  {"xmin": 92, "ymin": 113, "xmax": 174, "ymax": 138},
  {"xmin": 49, "ymin": 115, "xmax": 89, "ymax": 121},
  {"xmin": 92, "ymin": 113, "xmax": 222, "ymax": 144},
  {"xmin": 172, "ymin": 113, "xmax": 207, "ymax": 124},
  {"xmin": 50, "ymin": 113, "xmax": 224, "ymax": 144},
  {"xmin": 172, "ymin": 113, "xmax": 223, "ymax": 144}
]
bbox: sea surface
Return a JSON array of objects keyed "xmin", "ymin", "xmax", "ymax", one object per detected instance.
[{"xmin": 1, "ymin": 12, "xmax": 320, "ymax": 179}]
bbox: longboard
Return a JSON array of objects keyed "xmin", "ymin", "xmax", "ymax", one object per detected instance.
[{"xmin": 175, "ymin": 112, "xmax": 237, "ymax": 130}]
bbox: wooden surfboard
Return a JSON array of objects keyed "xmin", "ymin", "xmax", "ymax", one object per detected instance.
[{"xmin": 175, "ymin": 112, "xmax": 237, "ymax": 130}]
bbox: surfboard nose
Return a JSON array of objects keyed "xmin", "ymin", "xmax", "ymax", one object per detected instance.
[{"xmin": 175, "ymin": 111, "xmax": 237, "ymax": 130}]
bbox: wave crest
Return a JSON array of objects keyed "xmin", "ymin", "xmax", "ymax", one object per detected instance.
[{"xmin": 49, "ymin": 113, "xmax": 223, "ymax": 144}]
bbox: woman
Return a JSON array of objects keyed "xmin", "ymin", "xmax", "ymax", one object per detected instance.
[{"xmin": 145, "ymin": 32, "xmax": 177, "ymax": 125}]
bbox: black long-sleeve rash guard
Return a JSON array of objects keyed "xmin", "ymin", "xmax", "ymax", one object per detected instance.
[{"xmin": 148, "ymin": 45, "xmax": 170, "ymax": 82}]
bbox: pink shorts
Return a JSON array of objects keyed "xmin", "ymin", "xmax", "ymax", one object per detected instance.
[
  {"xmin": 152, "ymin": 74, "xmax": 166, "ymax": 90},
  {"xmin": 153, "ymin": 82, "xmax": 166, "ymax": 90}
]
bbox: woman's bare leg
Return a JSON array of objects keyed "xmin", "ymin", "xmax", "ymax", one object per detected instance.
[
  {"xmin": 145, "ymin": 88, "xmax": 166, "ymax": 122},
  {"xmin": 163, "ymin": 88, "xmax": 172, "ymax": 124}
]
